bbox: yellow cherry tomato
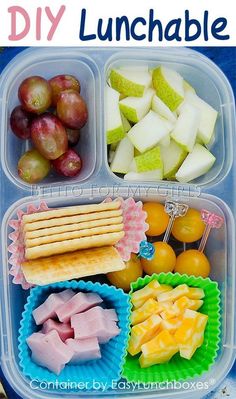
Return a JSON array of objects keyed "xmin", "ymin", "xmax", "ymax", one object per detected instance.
[
  {"xmin": 143, "ymin": 202, "xmax": 170, "ymax": 237},
  {"xmin": 141, "ymin": 242, "xmax": 176, "ymax": 275},
  {"xmin": 174, "ymin": 249, "xmax": 210, "ymax": 278},
  {"xmin": 107, "ymin": 253, "xmax": 143, "ymax": 292},
  {"xmin": 172, "ymin": 208, "xmax": 205, "ymax": 243}
]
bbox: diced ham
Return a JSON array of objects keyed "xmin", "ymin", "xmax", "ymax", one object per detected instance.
[
  {"xmin": 27, "ymin": 330, "xmax": 73, "ymax": 375},
  {"xmin": 42, "ymin": 319, "xmax": 74, "ymax": 342},
  {"xmin": 66, "ymin": 337, "xmax": 101, "ymax": 364},
  {"xmin": 56, "ymin": 292, "xmax": 103, "ymax": 323},
  {"xmin": 33, "ymin": 289, "xmax": 75, "ymax": 325},
  {"xmin": 71, "ymin": 313, "xmax": 120, "ymax": 343}
]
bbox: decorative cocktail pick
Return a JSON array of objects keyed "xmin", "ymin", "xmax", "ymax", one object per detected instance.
[
  {"xmin": 163, "ymin": 200, "xmax": 189, "ymax": 242},
  {"xmin": 198, "ymin": 209, "xmax": 224, "ymax": 252},
  {"xmin": 139, "ymin": 200, "xmax": 188, "ymax": 260}
]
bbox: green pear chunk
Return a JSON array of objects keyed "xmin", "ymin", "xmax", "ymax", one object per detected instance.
[
  {"xmin": 110, "ymin": 69, "xmax": 152, "ymax": 97},
  {"xmin": 175, "ymin": 143, "xmax": 216, "ymax": 183},
  {"xmin": 119, "ymin": 89, "xmax": 155, "ymax": 123},
  {"xmin": 124, "ymin": 169, "xmax": 163, "ymax": 181},
  {"xmin": 171, "ymin": 102, "xmax": 199, "ymax": 152},
  {"xmin": 127, "ymin": 110, "xmax": 172, "ymax": 153},
  {"xmin": 183, "ymin": 80, "xmax": 196, "ymax": 94},
  {"xmin": 152, "ymin": 66, "xmax": 184, "ymax": 111},
  {"xmin": 184, "ymin": 91, "xmax": 218, "ymax": 144},
  {"xmin": 105, "ymin": 86, "xmax": 125, "ymax": 145},
  {"xmin": 160, "ymin": 139, "xmax": 187, "ymax": 179},
  {"xmin": 110, "ymin": 136, "xmax": 134, "ymax": 174},
  {"xmin": 159, "ymin": 134, "xmax": 171, "ymax": 147},
  {"xmin": 121, "ymin": 113, "xmax": 132, "ymax": 132},
  {"xmin": 133, "ymin": 146, "xmax": 163, "ymax": 173},
  {"xmin": 152, "ymin": 94, "xmax": 177, "ymax": 123}
]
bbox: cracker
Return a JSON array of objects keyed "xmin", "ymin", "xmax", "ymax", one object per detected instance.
[
  {"xmin": 25, "ymin": 231, "xmax": 125, "ymax": 260},
  {"xmin": 23, "ymin": 209, "xmax": 123, "ymax": 232},
  {"xmin": 25, "ymin": 223, "xmax": 124, "ymax": 248},
  {"xmin": 22, "ymin": 201, "xmax": 121, "ymax": 224},
  {"xmin": 22, "ymin": 246, "xmax": 125, "ymax": 285},
  {"xmin": 24, "ymin": 216, "xmax": 123, "ymax": 239}
]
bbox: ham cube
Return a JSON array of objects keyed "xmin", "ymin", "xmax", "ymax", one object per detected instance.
[
  {"xmin": 70, "ymin": 306, "xmax": 118, "ymax": 325},
  {"xmin": 27, "ymin": 330, "xmax": 73, "ymax": 375},
  {"xmin": 56, "ymin": 292, "xmax": 103, "ymax": 323},
  {"xmin": 33, "ymin": 289, "xmax": 75, "ymax": 325},
  {"xmin": 71, "ymin": 314, "xmax": 120, "ymax": 343},
  {"xmin": 42, "ymin": 319, "xmax": 74, "ymax": 342},
  {"xmin": 104, "ymin": 309, "xmax": 118, "ymax": 321},
  {"xmin": 66, "ymin": 338, "xmax": 101, "ymax": 364}
]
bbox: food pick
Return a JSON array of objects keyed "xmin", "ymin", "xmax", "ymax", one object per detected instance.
[
  {"xmin": 198, "ymin": 210, "xmax": 224, "ymax": 252},
  {"xmin": 163, "ymin": 201, "xmax": 189, "ymax": 243}
]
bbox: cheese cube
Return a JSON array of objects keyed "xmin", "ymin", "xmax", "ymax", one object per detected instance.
[
  {"xmin": 161, "ymin": 296, "xmax": 190, "ymax": 320},
  {"xmin": 140, "ymin": 330, "xmax": 178, "ymax": 367},
  {"xmin": 128, "ymin": 314, "xmax": 162, "ymax": 356},
  {"xmin": 130, "ymin": 298, "xmax": 159, "ymax": 325},
  {"xmin": 160, "ymin": 316, "xmax": 183, "ymax": 334},
  {"xmin": 131, "ymin": 280, "xmax": 160, "ymax": 308},
  {"xmin": 179, "ymin": 313, "xmax": 208, "ymax": 359},
  {"xmin": 174, "ymin": 309, "xmax": 199, "ymax": 344},
  {"xmin": 158, "ymin": 284, "xmax": 190, "ymax": 302},
  {"xmin": 186, "ymin": 287, "xmax": 205, "ymax": 300}
]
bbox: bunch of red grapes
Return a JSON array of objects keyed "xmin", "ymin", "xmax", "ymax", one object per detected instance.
[{"xmin": 10, "ymin": 75, "xmax": 88, "ymax": 183}]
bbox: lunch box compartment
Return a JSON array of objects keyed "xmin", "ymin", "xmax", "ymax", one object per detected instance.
[
  {"xmin": 0, "ymin": 49, "xmax": 101, "ymax": 190},
  {"xmin": 0, "ymin": 189, "xmax": 235, "ymax": 399}
]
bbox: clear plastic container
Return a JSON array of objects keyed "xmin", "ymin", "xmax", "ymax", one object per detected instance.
[
  {"xmin": 0, "ymin": 47, "xmax": 235, "ymax": 191},
  {"xmin": 0, "ymin": 189, "xmax": 235, "ymax": 399}
]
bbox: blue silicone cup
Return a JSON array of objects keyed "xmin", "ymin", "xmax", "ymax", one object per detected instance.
[{"xmin": 18, "ymin": 280, "xmax": 131, "ymax": 391}]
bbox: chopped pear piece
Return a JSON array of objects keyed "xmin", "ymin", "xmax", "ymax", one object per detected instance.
[
  {"xmin": 108, "ymin": 149, "xmax": 115, "ymax": 163},
  {"xmin": 110, "ymin": 136, "xmax": 134, "ymax": 174},
  {"xmin": 152, "ymin": 66, "xmax": 184, "ymax": 111},
  {"xmin": 134, "ymin": 146, "xmax": 163, "ymax": 173},
  {"xmin": 159, "ymin": 134, "xmax": 171, "ymax": 147},
  {"xmin": 161, "ymin": 139, "xmax": 187, "ymax": 179},
  {"xmin": 152, "ymin": 94, "xmax": 177, "ymax": 123},
  {"xmin": 110, "ymin": 69, "xmax": 152, "ymax": 97},
  {"xmin": 175, "ymin": 143, "xmax": 216, "ymax": 183},
  {"xmin": 105, "ymin": 86, "xmax": 125, "ymax": 144},
  {"xmin": 127, "ymin": 110, "xmax": 172, "ymax": 153},
  {"xmin": 124, "ymin": 169, "xmax": 163, "ymax": 182},
  {"xmin": 171, "ymin": 102, "xmax": 199, "ymax": 152},
  {"xmin": 184, "ymin": 91, "xmax": 218, "ymax": 144},
  {"xmin": 119, "ymin": 89, "xmax": 155, "ymax": 123},
  {"xmin": 121, "ymin": 113, "xmax": 132, "ymax": 132},
  {"xmin": 183, "ymin": 80, "xmax": 196, "ymax": 94}
]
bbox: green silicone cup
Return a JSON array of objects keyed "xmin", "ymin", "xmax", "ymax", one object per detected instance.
[{"xmin": 122, "ymin": 272, "xmax": 221, "ymax": 383}]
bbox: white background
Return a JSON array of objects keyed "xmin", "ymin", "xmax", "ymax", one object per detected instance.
[{"xmin": 0, "ymin": 0, "xmax": 235, "ymax": 46}]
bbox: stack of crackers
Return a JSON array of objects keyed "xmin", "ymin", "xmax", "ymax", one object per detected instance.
[{"xmin": 21, "ymin": 201, "xmax": 126, "ymax": 285}]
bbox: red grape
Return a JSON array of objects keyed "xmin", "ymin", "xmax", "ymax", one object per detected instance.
[
  {"xmin": 31, "ymin": 113, "xmax": 68, "ymax": 160},
  {"xmin": 18, "ymin": 76, "xmax": 52, "ymax": 114},
  {"xmin": 49, "ymin": 75, "xmax": 81, "ymax": 106},
  {"xmin": 52, "ymin": 149, "xmax": 82, "ymax": 177},
  {"xmin": 66, "ymin": 128, "xmax": 80, "ymax": 147},
  {"xmin": 18, "ymin": 149, "xmax": 51, "ymax": 184},
  {"xmin": 10, "ymin": 106, "xmax": 33, "ymax": 139},
  {"xmin": 57, "ymin": 90, "xmax": 88, "ymax": 129}
]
